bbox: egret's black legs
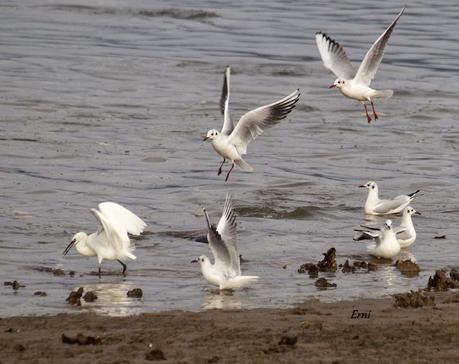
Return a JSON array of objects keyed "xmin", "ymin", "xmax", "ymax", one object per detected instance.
[{"xmin": 117, "ymin": 260, "xmax": 127, "ymax": 275}]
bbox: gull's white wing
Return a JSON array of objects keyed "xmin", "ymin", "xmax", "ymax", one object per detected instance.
[
  {"xmin": 373, "ymin": 196, "xmax": 409, "ymax": 214},
  {"xmin": 228, "ymin": 89, "xmax": 300, "ymax": 155},
  {"xmin": 354, "ymin": 8, "xmax": 404, "ymax": 86},
  {"xmin": 216, "ymin": 194, "xmax": 240, "ymax": 276},
  {"xmin": 98, "ymin": 202, "xmax": 146, "ymax": 236},
  {"xmin": 315, "ymin": 32, "xmax": 356, "ymax": 80},
  {"xmin": 395, "ymin": 226, "xmax": 409, "ymax": 237},
  {"xmin": 204, "ymin": 208, "xmax": 232, "ymax": 275},
  {"xmin": 91, "ymin": 208, "xmax": 130, "ymax": 255},
  {"xmin": 220, "ymin": 66, "xmax": 234, "ymax": 136}
]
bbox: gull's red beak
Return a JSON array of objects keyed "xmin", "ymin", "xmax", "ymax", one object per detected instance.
[
  {"xmin": 358, "ymin": 185, "xmax": 366, "ymax": 188},
  {"xmin": 415, "ymin": 211, "xmax": 422, "ymax": 215},
  {"xmin": 329, "ymin": 83, "xmax": 336, "ymax": 88},
  {"xmin": 201, "ymin": 134, "xmax": 209, "ymax": 141}
]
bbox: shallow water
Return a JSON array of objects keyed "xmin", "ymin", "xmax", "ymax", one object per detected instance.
[{"xmin": 1, "ymin": 0, "xmax": 458, "ymax": 316}]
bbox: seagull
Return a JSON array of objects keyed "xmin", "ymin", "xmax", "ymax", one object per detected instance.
[
  {"xmin": 192, "ymin": 194, "xmax": 259, "ymax": 290},
  {"xmin": 354, "ymin": 206, "xmax": 420, "ymax": 248},
  {"xmin": 315, "ymin": 8, "xmax": 404, "ymax": 123},
  {"xmin": 63, "ymin": 202, "xmax": 147, "ymax": 275},
  {"xmin": 358, "ymin": 220, "xmax": 401, "ymax": 259},
  {"xmin": 359, "ymin": 181, "xmax": 421, "ymax": 215},
  {"xmin": 203, "ymin": 66, "xmax": 300, "ymax": 181},
  {"xmin": 394, "ymin": 206, "xmax": 420, "ymax": 248}
]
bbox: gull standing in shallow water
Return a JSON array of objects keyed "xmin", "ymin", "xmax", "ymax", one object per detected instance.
[
  {"xmin": 315, "ymin": 8, "xmax": 404, "ymax": 123},
  {"xmin": 354, "ymin": 206, "xmax": 420, "ymax": 249},
  {"xmin": 359, "ymin": 220, "xmax": 401, "ymax": 259},
  {"xmin": 394, "ymin": 206, "xmax": 420, "ymax": 248},
  {"xmin": 359, "ymin": 181, "xmax": 421, "ymax": 215},
  {"xmin": 63, "ymin": 202, "xmax": 147, "ymax": 275},
  {"xmin": 203, "ymin": 66, "xmax": 300, "ymax": 182},
  {"xmin": 192, "ymin": 194, "xmax": 259, "ymax": 290}
]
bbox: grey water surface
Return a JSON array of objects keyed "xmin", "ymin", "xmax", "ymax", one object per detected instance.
[{"xmin": 1, "ymin": 0, "xmax": 458, "ymax": 316}]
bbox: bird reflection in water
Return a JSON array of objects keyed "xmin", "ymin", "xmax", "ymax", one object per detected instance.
[{"xmin": 78, "ymin": 282, "xmax": 143, "ymax": 317}]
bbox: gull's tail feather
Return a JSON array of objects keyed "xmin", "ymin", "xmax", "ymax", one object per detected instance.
[
  {"xmin": 407, "ymin": 189, "xmax": 421, "ymax": 198},
  {"xmin": 374, "ymin": 89, "xmax": 393, "ymax": 98},
  {"xmin": 234, "ymin": 158, "xmax": 253, "ymax": 172}
]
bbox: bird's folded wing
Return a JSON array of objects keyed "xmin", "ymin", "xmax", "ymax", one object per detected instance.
[
  {"xmin": 315, "ymin": 32, "xmax": 356, "ymax": 80},
  {"xmin": 373, "ymin": 196, "xmax": 408, "ymax": 214},
  {"xmin": 91, "ymin": 208, "xmax": 128, "ymax": 252},
  {"xmin": 216, "ymin": 194, "xmax": 240, "ymax": 276},
  {"xmin": 354, "ymin": 8, "xmax": 404, "ymax": 86},
  {"xmin": 228, "ymin": 89, "xmax": 300, "ymax": 155},
  {"xmin": 98, "ymin": 202, "xmax": 146, "ymax": 236},
  {"xmin": 220, "ymin": 66, "xmax": 234, "ymax": 136},
  {"xmin": 204, "ymin": 208, "xmax": 232, "ymax": 273}
]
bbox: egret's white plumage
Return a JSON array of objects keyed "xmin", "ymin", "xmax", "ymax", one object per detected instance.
[
  {"xmin": 359, "ymin": 181, "xmax": 420, "ymax": 215},
  {"xmin": 315, "ymin": 8, "xmax": 404, "ymax": 123},
  {"xmin": 203, "ymin": 66, "xmax": 300, "ymax": 181},
  {"xmin": 361, "ymin": 220, "xmax": 401, "ymax": 259},
  {"xmin": 194, "ymin": 194, "xmax": 259, "ymax": 290},
  {"xmin": 63, "ymin": 202, "xmax": 146, "ymax": 275}
]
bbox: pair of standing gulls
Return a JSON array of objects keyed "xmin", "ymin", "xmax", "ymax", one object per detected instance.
[
  {"xmin": 357, "ymin": 181, "xmax": 421, "ymax": 259},
  {"xmin": 204, "ymin": 8, "xmax": 405, "ymax": 181}
]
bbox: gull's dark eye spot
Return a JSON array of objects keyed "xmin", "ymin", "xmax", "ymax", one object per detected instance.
[{"xmin": 371, "ymin": 186, "xmax": 375, "ymax": 189}]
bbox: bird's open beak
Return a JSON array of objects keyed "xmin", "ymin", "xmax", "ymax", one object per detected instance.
[
  {"xmin": 201, "ymin": 134, "xmax": 209, "ymax": 141},
  {"xmin": 415, "ymin": 211, "xmax": 422, "ymax": 215},
  {"xmin": 191, "ymin": 259, "xmax": 198, "ymax": 263},
  {"xmin": 358, "ymin": 185, "xmax": 366, "ymax": 188},
  {"xmin": 329, "ymin": 83, "xmax": 336, "ymax": 88},
  {"xmin": 63, "ymin": 239, "xmax": 76, "ymax": 256}
]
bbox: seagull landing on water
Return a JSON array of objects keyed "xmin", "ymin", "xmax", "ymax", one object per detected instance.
[
  {"xmin": 192, "ymin": 194, "xmax": 259, "ymax": 290},
  {"xmin": 359, "ymin": 181, "xmax": 421, "ymax": 215},
  {"xmin": 357, "ymin": 220, "xmax": 401, "ymax": 259},
  {"xmin": 315, "ymin": 8, "xmax": 404, "ymax": 123},
  {"xmin": 202, "ymin": 66, "xmax": 300, "ymax": 182},
  {"xmin": 63, "ymin": 202, "xmax": 146, "ymax": 276},
  {"xmin": 354, "ymin": 206, "xmax": 420, "ymax": 248}
]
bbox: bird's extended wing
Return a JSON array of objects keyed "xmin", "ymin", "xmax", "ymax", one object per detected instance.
[
  {"xmin": 91, "ymin": 208, "xmax": 128, "ymax": 253},
  {"xmin": 315, "ymin": 32, "xmax": 356, "ymax": 80},
  {"xmin": 354, "ymin": 8, "xmax": 404, "ymax": 86},
  {"xmin": 228, "ymin": 89, "xmax": 300, "ymax": 155},
  {"xmin": 203, "ymin": 208, "xmax": 232, "ymax": 274},
  {"xmin": 216, "ymin": 194, "xmax": 240, "ymax": 276},
  {"xmin": 98, "ymin": 202, "xmax": 146, "ymax": 236},
  {"xmin": 220, "ymin": 66, "xmax": 234, "ymax": 136}
]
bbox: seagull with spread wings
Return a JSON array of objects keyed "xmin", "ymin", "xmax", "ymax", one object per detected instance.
[
  {"xmin": 192, "ymin": 194, "xmax": 259, "ymax": 290},
  {"xmin": 203, "ymin": 66, "xmax": 300, "ymax": 181},
  {"xmin": 315, "ymin": 8, "xmax": 404, "ymax": 123},
  {"xmin": 63, "ymin": 202, "xmax": 147, "ymax": 275}
]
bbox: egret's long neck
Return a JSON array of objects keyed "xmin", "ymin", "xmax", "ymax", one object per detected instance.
[{"xmin": 75, "ymin": 234, "xmax": 96, "ymax": 257}]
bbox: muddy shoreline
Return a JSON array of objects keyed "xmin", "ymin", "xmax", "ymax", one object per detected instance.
[{"xmin": 1, "ymin": 290, "xmax": 458, "ymax": 363}]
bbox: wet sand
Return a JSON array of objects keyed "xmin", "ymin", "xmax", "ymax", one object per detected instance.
[{"xmin": 2, "ymin": 291, "xmax": 458, "ymax": 363}]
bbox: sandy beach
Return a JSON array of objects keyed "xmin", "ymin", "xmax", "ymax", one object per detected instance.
[{"xmin": 2, "ymin": 290, "xmax": 458, "ymax": 364}]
